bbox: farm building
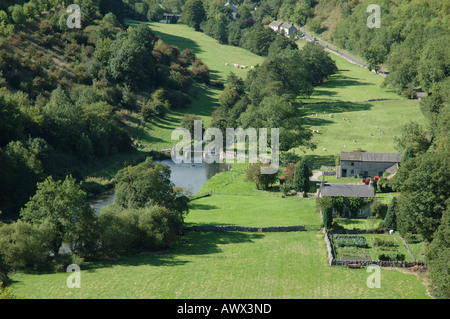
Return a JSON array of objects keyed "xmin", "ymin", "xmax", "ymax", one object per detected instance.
[
  {"xmin": 159, "ymin": 13, "xmax": 182, "ymax": 24},
  {"xmin": 337, "ymin": 152, "xmax": 403, "ymax": 178},
  {"xmin": 317, "ymin": 183, "xmax": 375, "ymax": 218},
  {"xmin": 269, "ymin": 21, "xmax": 298, "ymax": 37}
]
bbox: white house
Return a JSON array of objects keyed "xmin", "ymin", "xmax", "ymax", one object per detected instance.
[{"xmin": 269, "ymin": 21, "xmax": 298, "ymax": 37}]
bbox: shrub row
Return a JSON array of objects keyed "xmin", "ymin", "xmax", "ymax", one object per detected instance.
[{"xmin": 333, "ymin": 235, "xmax": 369, "ymax": 248}]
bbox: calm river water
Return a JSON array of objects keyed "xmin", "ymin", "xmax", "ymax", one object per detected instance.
[{"xmin": 89, "ymin": 159, "xmax": 230, "ymax": 214}]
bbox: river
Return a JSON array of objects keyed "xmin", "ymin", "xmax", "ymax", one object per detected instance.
[{"xmin": 89, "ymin": 159, "xmax": 231, "ymax": 214}]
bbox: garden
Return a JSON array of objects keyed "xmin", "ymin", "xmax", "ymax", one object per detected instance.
[{"xmin": 332, "ymin": 234, "xmax": 412, "ymax": 262}]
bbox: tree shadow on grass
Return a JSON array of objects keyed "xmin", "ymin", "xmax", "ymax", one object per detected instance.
[
  {"xmin": 189, "ymin": 202, "xmax": 220, "ymax": 210},
  {"xmin": 80, "ymin": 231, "xmax": 264, "ymax": 272},
  {"xmin": 12, "ymin": 232, "xmax": 264, "ymax": 278},
  {"xmin": 302, "ymin": 101, "xmax": 373, "ymax": 118},
  {"xmin": 322, "ymin": 74, "xmax": 371, "ymax": 89},
  {"xmin": 304, "ymin": 154, "xmax": 336, "ymax": 166}
]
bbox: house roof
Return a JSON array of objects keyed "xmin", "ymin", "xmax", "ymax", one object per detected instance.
[
  {"xmin": 280, "ymin": 23, "xmax": 295, "ymax": 30},
  {"xmin": 340, "ymin": 152, "xmax": 403, "ymax": 163},
  {"xmin": 319, "ymin": 183, "xmax": 375, "ymax": 198},
  {"xmin": 269, "ymin": 21, "xmax": 283, "ymax": 27}
]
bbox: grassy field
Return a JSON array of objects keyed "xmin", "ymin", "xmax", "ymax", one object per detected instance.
[
  {"xmin": 126, "ymin": 19, "xmax": 265, "ymax": 82},
  {"xmin": 120, "ymin": 22, "xmax": 426, "ymax": 161},
  {"xmin": 292, "ymin": 40, "xmax": 426, "ymax": 161},
  {"xmin": 8, "ymin": 23, "xmax": 431, "ymax": 299},
  {"xmin": 9, "ymin": 160, "xmax": 430, "ymax": 299},
  {"xmin": 115, "ymin": 20, "xmax": 264, "ymax": 153},
  {"xmin": 10, "ymin": 231, "xmax": 428, "ymax": 299}
]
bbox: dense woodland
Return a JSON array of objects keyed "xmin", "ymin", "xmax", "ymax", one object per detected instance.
[{"xmin": 0, "ymin": 0, "xmax": 449, "ymax": 299}]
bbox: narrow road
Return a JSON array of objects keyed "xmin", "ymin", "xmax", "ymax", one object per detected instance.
[
  {"xmin": 298, "ymin": 28, "xmax": 426, "ymax": 98},
  {"xmin": 298, "ymin": 28, "xmax": 388, "ymax": 75}
]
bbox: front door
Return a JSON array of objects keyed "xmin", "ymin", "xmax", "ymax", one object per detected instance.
[{"xmin": 342, "ymin": 169, "xmax": 347, "ymax": 177}]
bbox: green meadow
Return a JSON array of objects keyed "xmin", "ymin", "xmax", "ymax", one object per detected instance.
[
  {"xmin": 126, "ymin": 19, "xmax": 265, "ymax": 82},
  {"xmin": 10, "ymin": 164, "xmax": 429, "ymax": 299},
  {"xmin": 9, "ymin": 22, "xmax": 430, "ymax": 299},
  {"xmin": 10, "ymin": 231, "xmax": 428, "ymax": 299}
]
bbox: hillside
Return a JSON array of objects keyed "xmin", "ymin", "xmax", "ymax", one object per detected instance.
[{"xmin": 1, "ymin": 0, "xmax": 448, "ymax": 301}]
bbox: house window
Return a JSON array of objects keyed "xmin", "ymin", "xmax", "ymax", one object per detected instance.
[
  {"xmin": 351, "ymin": 162, "xmax": 354, "ymax": 166},
  {"xmin": 351, "ymin": 170, "xmax": 354, "ymax": 174}
]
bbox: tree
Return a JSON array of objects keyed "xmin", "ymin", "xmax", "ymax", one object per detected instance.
[
  {"xmin": 0, "ymin": 220, "xmax": 53, "ymax": 270},
  {"xmin": 99, "ymin": 0, "xmax": 125, "ymax": 22},
  {"xmin": 203, "ymin": 12, "xmax": 229, "ymax": 44},
  {"xmin": 268, "ymin": 35, "xmax": 298, "ymax": 57},
  {"xmin": 0, "ymin": 95, "xmax": 24, "ymax": 147},
  {"xmin": 238, "ymin": 95, "xmax": 314, "ymax": 152},
  {"xmin": 370, "ymin": 200, "xmax": 388, "ymax": 219},
  {"xmin": 292, "ymin": 157, "xmax": 312, "ymax": 194},
  {"xmin": 11, "ymin": 5, "xmax": 26, "ymax": 25},
  {"xmin": 98, "ymin": 205, "xmax": 183, "ymax": 256},
  {"xmin": 418, "ymin": 35, "xmax": 450, "ymax": 92},
  {"xmin": 76, "ymin": 133, "xmax": 94, "ymax": 163},
  {"xmin": 384, "ymin": 197, "xmax": 397, "ymax": 231},
  {"xmin": 191, "ymin": 59, "xmax": 210, "ymax": 84},
  {"xmin": 108, "ymin": 29, "xmax": 155, "ymax": 90},
  {"xmin": 322, "ymin": 207, "xmax": 333, "ymax": 230},
  {"xmin": 377, "ymin": 172, "xmax": 393, "ymax": 193},
  {"xmin": 363, "ymin": 45, "xmax": 387, "ymax": 74},
  {"xmin": 180, "ymin": 113, "xmax": 203, "ymax": 138},
  {"xmin": 245, "ymin": 163, "xmax": 278, "ymax": 190},
  {"xmin": 394, "ymin": 152, "xmax": 450, "ymax": 242},
  {"xmin": 81, "ymin": 0, "xmax": 99, "ymax": 27},
  {"xmin": 20, "ymin": 175, "xmax": 95, "ymax": 257},
  {"xmin": 114, "ymin": 158, "xmax": 189, "ymax": 215},
  {"xmin": 182, "ymin": 0, "xmax": 206, "ymax": 31},
  {"xmin": 425, "ymin": 203, "xmax": 450, "ymax": 299},
  {"xmin": 393, "ymin": 121, "xmax": 431, "ymax": 155}
]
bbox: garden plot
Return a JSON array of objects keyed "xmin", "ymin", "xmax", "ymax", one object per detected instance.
[
  {"xmin": 332, "ymin": 234, "xmax": 411, "ymax": 262},
  {"xmin": 333, "ymin": 235, "xmax": 371, "ymax": 262},
  {"xmin": 368, "ymin": 236, "xmax": 406, "ymax": 262}
]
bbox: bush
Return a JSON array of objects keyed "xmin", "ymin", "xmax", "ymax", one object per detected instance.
[
  {"xmin": 245, "ymin": 163, "xmax": 278, "ymax": 190},
  {"xmin": 373, "ymin": 237, "xmax": 397, "ymax": 247},
  {"xmin": 165, "ymin": 90, "xmax": 192, "ymax": 109},
  {"xmin": 141, "ymin": 98, "xmax": 170, "ymax": 120},
  {"xmin": 378, "ymin": 253, "xmax": 405, "ymax": 261},
  {"xmin": 322, "ymin": 207, "xmax": 333, "ymax": 230},
  {"xmin": 191, "ymin": 59, "xmax": 210, "ymax": 84},
  {"xmin": 400, "ymin": 87, "xmax": 417, "ymax": 99},
  {"xmin": 0, "ymin": 220, "xmax": 54, "ymax": 270},
  {"xmin": 98, "ymin": 206, "xmax": 183, "ymax": 256},
  {"xmin": 371, "ymin": 201, "xmax": 388, "ymax": 219},
  {"xmin": 333, "ymin": 235, "xmax": 368, "ymax": 248}
]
